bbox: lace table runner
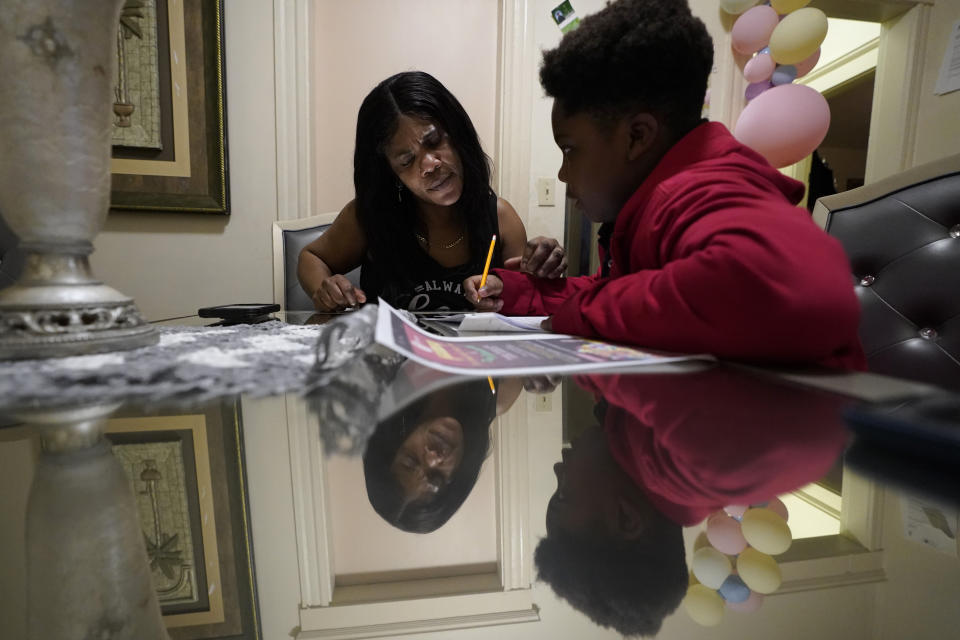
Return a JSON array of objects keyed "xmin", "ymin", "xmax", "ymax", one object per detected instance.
[{"xmin": 0, "ymin": 321, "xmax": 326, "ymax": 408}]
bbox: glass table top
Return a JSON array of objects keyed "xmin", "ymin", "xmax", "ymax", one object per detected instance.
[{"xmin": 1, "ymin": 312, "xmax": 958, "ymax": 640}]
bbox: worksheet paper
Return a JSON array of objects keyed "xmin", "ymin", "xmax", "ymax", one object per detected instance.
[
  {"xmin": 375, "ymin": 299, "xmax": 714, "ymax": 376},
  {"xmin": 457, "ymin": 313, "xmax": 549, "ymax": 333}
]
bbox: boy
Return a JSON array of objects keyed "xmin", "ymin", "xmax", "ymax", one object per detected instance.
[{"xmin": 465, "ymin": 0, "xmax": 865, "ymax": 369}]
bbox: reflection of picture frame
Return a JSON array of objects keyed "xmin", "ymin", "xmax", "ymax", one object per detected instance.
[
  {"xmin": 110, "ymin": 0, "xmax": 229, "ymax": 215},
  {"xmin": 105, "ymin": 400, "xmax": 259, "ymax": 639}
]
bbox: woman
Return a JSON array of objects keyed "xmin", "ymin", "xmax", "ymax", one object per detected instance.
[{"xmin": 298, "ymin": 71, "xmax": 566, "ymax": 312}]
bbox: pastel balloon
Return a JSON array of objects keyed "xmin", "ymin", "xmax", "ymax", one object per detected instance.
[
  {"xmin": 769, "ymin": 7, "xmax": 828, "ymax": 65},
  {"xmin": 737, "ymin": 548, "xmax": 782, "ymax": 594},
  {"xmin": 706, "ymin": 512, "xmax": 749, "ymax": 555},
  {"xmin": 731, "ymin": 5, "xmax": 780, "ymax": 54},
  {"xmin": 771, "ymin": 64, "xmax": 798, "ymax": 85},
  {"xmin": 771, "ymin": 0, "xmax": 811, "ymax": 13},
  {"xmin": 795, "ymin": 47, "xmax": 821, "ymax": 77},
  {"xmin": 744, "ymin": 52, "xmax": 775, "ymax": 83},
  {"xmin": 718, "ymin": 574, "xmax": 751, "ymax": 603},
  {"xmin": 720, "ymin": 0, "xmax": 760, "ymax": 15},
  {"xmin": 744, "ymin": 81, "xmax": 773, "ymax": 102},
  {"xmin": 683, "ymin": 584, "xmax": 725, "ymax": 627},
  {"xmin": 692, "ymin": 547, "xmax": 732, "ymax": 589},
  {"xmin": 727, "ymin": 590, "xmax": 765, "ymax": 613},
  {"xmin": 734, "ymin": 84, "xmax": 830, "ymax": 167},
  {"xmin": 724, "ymin": 504, "xmax": 748, "ymax": 520},
  {"xmin": 741, "ymin": 507, "xmax": 792, "ymax": 554},
  {"xmin": 767, "ymin": 497, "xmax": 789, "ymax": 521}
]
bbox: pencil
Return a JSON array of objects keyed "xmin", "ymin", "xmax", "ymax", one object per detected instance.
[
  {"xmin": 487, "ymin": 376, "xmax": 496, "ymax": 394},
  {"xmin": 479, "ymin": 234, "xmax": 497, "ymax": 290}
]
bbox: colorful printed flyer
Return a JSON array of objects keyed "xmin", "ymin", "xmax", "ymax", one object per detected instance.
[{"xmin": 375, "ymin": 299, "xmax": 714, "ymax": 376}]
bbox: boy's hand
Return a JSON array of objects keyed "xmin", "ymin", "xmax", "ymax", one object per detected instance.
[
  {"xmin": 463, "ymin": 274, "xmax": 504, "ymax": 312},
  {"xmin": 503, "ymin": 236, "xmax": 567, "ymax": 278},
  {"xmin": 541, "ymin": 316, "xmax": 553, "ymax": 331}
]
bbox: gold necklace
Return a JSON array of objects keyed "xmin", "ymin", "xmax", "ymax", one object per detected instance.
[{"xmin": 415, "ymin": 229, "xmax": 465, "ymax": 249}]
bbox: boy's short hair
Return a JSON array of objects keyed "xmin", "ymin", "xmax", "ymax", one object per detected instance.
[
  {"xmin": 540, "ymin": 0, "xmax": 713, "ymax": 131},
  {"xmin": 535, "ymin": 522, "xmax": 687, "ymax": 637}
]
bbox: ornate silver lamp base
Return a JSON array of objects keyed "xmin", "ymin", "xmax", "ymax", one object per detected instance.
[
  {"xmin": 20, "ymin": 402, "xmax": 169, "ymax": 640},
  {"xmin": 0, "ymin": 246, "xmax": 157, "ymax": 359}
]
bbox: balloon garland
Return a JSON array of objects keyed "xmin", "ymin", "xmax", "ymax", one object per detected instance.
[
  {"xmin": 683, "ymin": 498, "xmax": 792, "ymax": 626},
  {"xmin": 723, "ymin": 0, "xmax": 831, "ymax": 167}
]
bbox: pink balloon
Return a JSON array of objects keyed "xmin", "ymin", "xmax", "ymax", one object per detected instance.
[
  {"xmin": 744, "ymin": 52, "xmax": 775, "ymax": 83},
  {"xmin": 706, "ymin": 512, "xmax": 749, "ymax": 555},
  {"xmin": 734, "ymin": 84, "xmax": 831, "ymax": 168},
  {"xmin": 731, "ymin": 5, "xmax": 780, "ymax": 55},
  {"xmin": 727, "ymin": 590, "xmax": 765, "ymax": 613},
  {"xmin": 767, "ymin": 497, "xmax": 789, "ymax": 521},
  {"xmin": 795, "ymin": 48, "xmax": 821, "ymax": 78},
  {"xmin": 745, "ymin": 81, "xmax": 774, "ymax": 102}
]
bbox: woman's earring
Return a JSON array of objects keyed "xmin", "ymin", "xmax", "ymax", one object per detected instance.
[{"xmin": 397, "ymin": 182, "xmax": 403, "ymax": 202}]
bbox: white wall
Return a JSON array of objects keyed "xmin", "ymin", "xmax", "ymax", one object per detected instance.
[
  {"xmin": 910, "ymin": 0, "xmax": 960, "ymax": 166},
  {"xmin": 877, "ymin": 492, "xmax": 960, "ymax": 640},
  {"xmin": 311, "ymin": 0, "xmax": 499, "ymax": 215},
  {"xmin": 90, "ymin": 0, "xmax": 278, "ymax": 321}
]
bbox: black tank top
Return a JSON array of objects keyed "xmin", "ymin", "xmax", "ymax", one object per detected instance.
[{"xmin": 360, "ymin": 193, "xmax": 503, "ymax": 311}]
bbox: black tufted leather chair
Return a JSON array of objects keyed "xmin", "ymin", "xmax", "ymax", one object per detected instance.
[
  {"xmin": 272, "ymin": 213, "xmax": 362, "ymax": 311},
  {"xmin": 813, "ymin": 154, "xmax": 960, "ymax": 391}
]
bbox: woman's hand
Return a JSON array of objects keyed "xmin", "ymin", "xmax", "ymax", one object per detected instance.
[
  {"xmin": 463, "ymin": 274, "xmax": 504, "ymax": 312},
  {"xmin": 503, "ymin": 236, "xmax": 567, "ymax": 279},
  {"xmin": 312, "ymin": 275, "xmax": 367, "ymax": 311}
]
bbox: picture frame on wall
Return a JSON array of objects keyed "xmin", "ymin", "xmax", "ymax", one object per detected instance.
[
  {"xmin": 105, "ymin": 400, "xmax": 259, "ymax": 639},
  {"xmin": 110, "ymin": 0, "xmax": 229, "ymax": 215}
]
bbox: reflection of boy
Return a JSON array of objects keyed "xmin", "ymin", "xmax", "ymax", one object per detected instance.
[
  {"xmin": 537, "ymin": 369, "xmax": 848, "ymax": 635},
  {"xmin": 468, "ymin": 0, "xmax": 865, "ymax": 370},
  {"xmin": 537, "ymin": 421, "xmax": 686, "ymax": 636}
]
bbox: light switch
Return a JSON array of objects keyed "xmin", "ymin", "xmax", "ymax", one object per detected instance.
[
  {"xmin": 536, "ymin": 393, "xmax": 552, "ymax": 411},
  {"xmin": 537, "ymin": 177, "xmax": 556, "ymax": 206}
]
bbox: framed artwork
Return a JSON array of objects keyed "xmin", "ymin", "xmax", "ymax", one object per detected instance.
[
  {"xmin": 105, "ymin": 400, "xmax": 259, "ymax": 639},
  {"xmin": 110, "ymin": 0, "xmax": 229, "ymax": 215}
]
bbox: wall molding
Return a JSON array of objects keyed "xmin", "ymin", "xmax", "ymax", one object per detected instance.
[
  {"xmin": 866, "ymin": 3, "xmax": 930, "ymax": 183},
  {"xmin": 494, "ymin": 0, "xmax": 535, "ymax": 226},
  {"xmin": 273, "ymin": 0, "xmax": 315, "ymax": 221},
  {"xmin": 285, "ymin": 394, "xmax": 335, "ymax": 607},
  {"xmin": 298, "ymin": 591, "xmax": 540, "ymax": 640},
  {"xmin": 801, "ymin": 38, "xmax": 880, "ymax": 96}
]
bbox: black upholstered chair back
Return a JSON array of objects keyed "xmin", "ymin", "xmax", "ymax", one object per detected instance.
[
  {"xmin": 273, "ymin": 215, "xmax": 361, "ymax": 311},
  {"xmin": 0, "ymin": 215, "xmax": 23, "ymax": 290},
  {"xmin": 814, "ymin": 154, "xmax": 960, "ymax": 391}
]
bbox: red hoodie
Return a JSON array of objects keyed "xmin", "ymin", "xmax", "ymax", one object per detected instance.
[
  {"xmin": 496, "ymin": 122, "xmax": 866, "ymax": 370},
  {"xmin": 577, "ymin": 370, "xmax": 849, "ymax": 526}
]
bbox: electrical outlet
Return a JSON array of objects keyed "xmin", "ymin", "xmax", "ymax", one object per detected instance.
[
  {"xmin": 536, "ymin": 393, "xmax": 552, "ymax": 411},
  {"xmin": 537, "ymin": 177, "xmax": 555, "ymax": 206}
]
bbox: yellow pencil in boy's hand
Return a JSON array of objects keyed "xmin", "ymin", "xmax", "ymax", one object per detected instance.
[{"xmin": 479, "ymin": 234, "xmax": 497, "ymax": 290}]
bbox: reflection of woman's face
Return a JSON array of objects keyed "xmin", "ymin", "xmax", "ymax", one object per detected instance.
[
  {"xmin": 390, "ymin": 417, "xmax": 464, "ymax": 504},
  {"xmin": 384, "ymin": 114, "xmax": 464, "ymax": 208}
]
